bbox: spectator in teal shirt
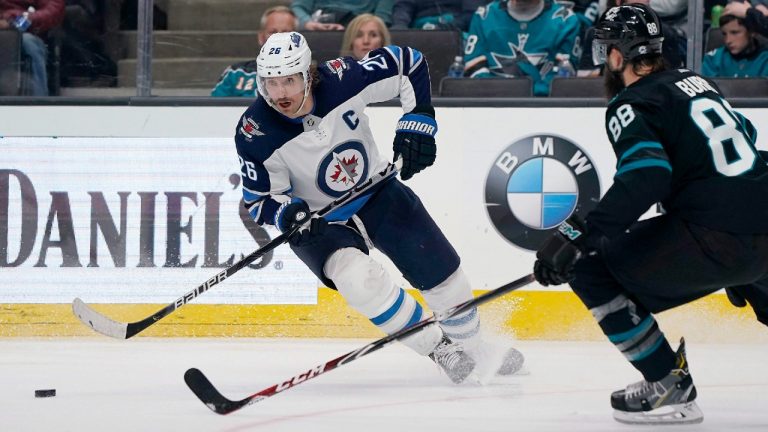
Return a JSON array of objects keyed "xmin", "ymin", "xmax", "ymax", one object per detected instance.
[
  {"xmin": 703, "ymin": 14, "xmax": 768, "ymax": 77},
  {"xmin": 211, "ymin": 6, "xmax": 297, "ymax": 97},
  {"xmin": 292, "ymin": 0, "xmax": 394, "ymax": 30}
]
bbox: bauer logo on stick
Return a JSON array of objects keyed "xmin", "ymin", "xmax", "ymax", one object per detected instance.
[{"xmin": 484, "ymin": 134, "xmax": 601, "ymax": 251}]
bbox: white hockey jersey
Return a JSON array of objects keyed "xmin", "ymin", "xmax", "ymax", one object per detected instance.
[{"xmin": 235, "ymin": 46, "xmax": 433, "ymax": 227}]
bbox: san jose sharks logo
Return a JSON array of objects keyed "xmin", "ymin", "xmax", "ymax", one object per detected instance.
[
  {"xmin": 317, "ymin": 141, "xmax": 369, "ymax": 197},
  {"xmin": 489, "ymin": 38, "xmax": 549, "ymax": 77}
]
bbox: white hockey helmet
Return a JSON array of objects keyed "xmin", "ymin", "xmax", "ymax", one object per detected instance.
[{"xmin": 257, "ymin": 32, "xmax": 313, "ymax": 114}]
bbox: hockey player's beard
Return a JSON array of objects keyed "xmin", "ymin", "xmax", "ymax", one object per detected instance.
[{"xmin": 604, "ymin": 65, "xmax": 626, "ymax": 100}]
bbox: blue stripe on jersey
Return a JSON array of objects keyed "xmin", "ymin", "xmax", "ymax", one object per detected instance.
[
  {"xmin": 370, "ymin": 288, "xmax": 406, "ymax": 326},
  {"xmin": 411, "ymin": 48, "xmax": 423, "ymax": 68},
  {"xmin": 323, "ymin": 195, "xmax": 372, "ymax": 222},
  {"xmin": 384, "ymin": 45, "xmax": 402, "ymax": 66},
  {"xmin": 615, "ymin": 159, "xmax": 672, "ymax": 176},
  {"xmin": 242, "ymin": 188, "xmax": 265, "ymax": 203},
  {"xmin": 617, "ymin": 141, "xmax": 664, "ymax": 166}
]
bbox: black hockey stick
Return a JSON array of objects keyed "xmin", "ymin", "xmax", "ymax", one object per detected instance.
[
  {"xmin": 184, "ymin": 273, "xmax": 536, "ymax": 415},
  {"xmin": 72, "ymin": 159, "xmax": 403, "ymax": 339}
]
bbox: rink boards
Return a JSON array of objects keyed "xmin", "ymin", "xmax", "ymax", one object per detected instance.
[{"xmin": 1, "ymin": 105, "xmax": 767, "ymax": 341}]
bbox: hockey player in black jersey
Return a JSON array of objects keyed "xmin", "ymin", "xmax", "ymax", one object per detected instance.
[{"xmin": 533, "ymin": 4, "xmax": 768, "ymax": 425}]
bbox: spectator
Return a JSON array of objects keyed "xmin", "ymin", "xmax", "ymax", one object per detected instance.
[
  {"xmin": 60, "ymin": 0, "xmax": 116, "ymax": 87},
  {"xmin": 464, "ymin": 0, "xmax": 582, "ymax": 96},
  {"xmin": 578, "ymin": 0, "xmax": 686, "ymax": 76},
  {"xmin": 340, "ymin": 13, "xmax": 390, "ymax": 60},
  {"xmin": 211, "ymin": 6, "xmax": 296, "ymax": 97},
  {"xmin": 390, "ymin": 0, "xmax": 486, "ymax": 32},
  {"xmin": 703, "ymin": 13, "xmax": 768, "ymax": 77},
  {"xmin": 0, "ymin": 0, "xmax": 65, "ymax": 95},
  {"xmin": 724, "ymin": 0, "xmax": 768, "ymax": 37},
  {"xmin": 572, "ymin": 0, "xmax": 600, "ymax": 29},
  {"xmin": 291, "ymin": 0, "xmax": 393, "ymax": 30}
]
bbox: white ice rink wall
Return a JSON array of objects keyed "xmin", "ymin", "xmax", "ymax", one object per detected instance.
[{"xmin": 1, "ymin": 105, "xmax": 766, "ymax": 341}]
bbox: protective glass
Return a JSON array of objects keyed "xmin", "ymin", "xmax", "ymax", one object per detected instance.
[{"xmin": 259, "ymin": 73, "xmax": 306, "ymax": 101}]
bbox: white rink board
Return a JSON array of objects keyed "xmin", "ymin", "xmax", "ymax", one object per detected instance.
[{"xmin": 2, "ymin": 106, "xmax": 767, "ymax": 302}]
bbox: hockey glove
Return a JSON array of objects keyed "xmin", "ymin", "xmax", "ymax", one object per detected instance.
[
  {"xmin": 289, "ymin": 216, "xmax": 328, "ymax": 247},
  {"xmin": 393, "ymin": 105, "xmax": 437, "ymax": 181},
  {"xmin": 725, "ymin": 287, "xmax": 748, "ymax": 308},
  {"xmin": 534, "ymin": 216, "xmax": 588, "ymax": 286},
  {"xmin": 274, "ymin": 198, "xmax": 311, "ymax": 233}
]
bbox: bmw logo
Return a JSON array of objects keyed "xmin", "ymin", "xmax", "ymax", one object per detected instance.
[{"xmin": 485, "ymin": 134, "xmax": 601, "ymax": 251}]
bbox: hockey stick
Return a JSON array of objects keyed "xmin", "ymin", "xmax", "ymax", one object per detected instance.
[
  {"xmin": 72, "ymin": 159, "xmax": 403, "ymax": 339},
  {"xmin": 184, "ymin": 273, "xmax": 536, "ymax": 415}
]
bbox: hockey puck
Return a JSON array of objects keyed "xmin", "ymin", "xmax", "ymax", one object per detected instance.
[{"xmin": 34, "ymin": 389, "xmax": 56, "ymax": 398}]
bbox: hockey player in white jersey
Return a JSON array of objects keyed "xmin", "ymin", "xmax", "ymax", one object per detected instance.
[{"xmin": 235, "ymin": 31, "xmax": 523, "ymax": 384}]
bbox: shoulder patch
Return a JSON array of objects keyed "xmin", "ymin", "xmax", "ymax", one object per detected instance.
[
  {"xmin": 239, "ymin": 116, "xmax": 265, "ymax": 141},
  {"xmin": 325, "ymin": 57, "xmax": 349, "ymax": 81}
]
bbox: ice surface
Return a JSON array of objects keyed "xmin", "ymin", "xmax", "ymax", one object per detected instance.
[{"xmin": 1, "ymin": 338, "xmax": 766, "ymax": 431}]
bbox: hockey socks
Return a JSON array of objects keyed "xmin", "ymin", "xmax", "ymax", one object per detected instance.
[
  {"xmin": 324, "ymin": 248, "xmax": 442, "ymax": 355},
  {"xmin": 590, "ymin": 293, "xmax": 675, "ymax": 381}
]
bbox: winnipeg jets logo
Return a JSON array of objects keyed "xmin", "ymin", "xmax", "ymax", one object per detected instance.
[
  {"xmin": 239, "ymin": 116, "xmax": 264, "ymax": 140},
  {"xmin": 330, "ymin": 153, "xmax": 359, "ymax": 185},
  {"xmin": 317, "ymin": 141, "xmax": 369, "ymax": 197}
]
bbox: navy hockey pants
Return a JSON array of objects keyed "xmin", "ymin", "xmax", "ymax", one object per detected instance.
[{"xmin": 290, "ymin": 179, "xmax": 460, "ymax": 291}]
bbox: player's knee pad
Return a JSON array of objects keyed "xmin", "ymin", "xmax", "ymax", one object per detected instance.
[
  {"xmin": 324, "ymin": 247, "xmax": 440, "ymax": 355},
  {"xmin": 421, "ymin": 267, "xmax": 481, "ymax": 348},
  {"xmin": 324, "ymin": 248, "xmax": 394, "ymax": 316}
]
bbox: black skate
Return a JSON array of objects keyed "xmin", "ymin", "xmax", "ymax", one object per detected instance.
[
  {"xmin": 429, "ymin": 336, "xmax": 476, "ymax": 384},
  {"xmin": 611, "ymin": 338, "xmax": 703, "ymax": 425}
]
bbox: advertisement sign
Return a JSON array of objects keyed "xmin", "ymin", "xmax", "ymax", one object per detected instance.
[{"xmin": 0, "ymin": 137, "xmax": 317, "ymax": 304}]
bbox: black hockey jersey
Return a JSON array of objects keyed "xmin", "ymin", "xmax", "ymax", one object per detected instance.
[{"xmin": 587, "ymin": 69, "xmax": 768, "ymax": 237}]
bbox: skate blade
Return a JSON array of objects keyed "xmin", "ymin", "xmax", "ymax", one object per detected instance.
[{"xmin": 613, "ymin": 401, "xmax": 704, "ymax": 425}]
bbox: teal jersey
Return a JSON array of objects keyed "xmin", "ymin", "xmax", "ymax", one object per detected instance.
[
  {"xmin": 464, "ymin": 0, "xmax": 582, "ymax": 95},
  {"xmin": 211, "ymin": 60, "xmax": 259, "ymax": 97},
  {"xmin": 702, "ymin": 45, "xmax": 768, "ymax": 78}
]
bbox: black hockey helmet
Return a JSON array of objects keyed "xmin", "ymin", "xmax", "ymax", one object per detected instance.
[{"xmin": 591, "ymin": 4, "xmax": 664, "ymax": 66}]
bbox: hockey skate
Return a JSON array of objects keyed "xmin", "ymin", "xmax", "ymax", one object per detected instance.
[
  {"xmin": 429, "ymin": 336, "xmax": 476, "ymax": 384},
  {"xmin": 611, "ymin": 338, "xmax": 703, "ymax": 425}
]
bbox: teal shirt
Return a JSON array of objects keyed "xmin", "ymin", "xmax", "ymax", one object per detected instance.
[
  {"xmin": 464, "ymin": 0, "xmax": 582, "ymax": 96},
  {"xmin": 292, "ymin": 0, "xmax": 394, "ymax": 27},
  {"xmin": 702, "ymin": 45, "xmax": 768, "ymax": 78},
  {"xmin": 211, "ymin": 60, "xmax": 259, "ymax": 97}
]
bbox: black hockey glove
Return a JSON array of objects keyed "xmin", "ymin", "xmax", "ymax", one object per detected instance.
[
  {"xmin": 725, "ymin": 287, "xmax": 748, "ymax": 308},
  {"xmin": 393, "ymin": 105, "xmax": 437, "ymax": 181},
  {"xmin": 534, "ymin": 216, "xmax": 588, "ymax": 286},
  {"xmin": 275, "ymin": 198, "xmax": 311, "ymax": 233},
  {"xmin": 289, "ymin": 216, "xmax": 328, "ymax": 247}
]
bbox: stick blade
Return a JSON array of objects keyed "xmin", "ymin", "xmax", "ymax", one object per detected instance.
[
  {"xmin": 72, "ymin": 298, "xmax": 128, "ymax": 339},
  {"xmin": 184, "ymin": 368, "xmax": 248, "ymax": 415}
]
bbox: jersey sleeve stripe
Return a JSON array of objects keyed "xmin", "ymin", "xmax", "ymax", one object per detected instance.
[
  {"xmin": 617, "ymin": 141, "xmax": 665, "ymax": 166},
  {"xmin": 615, "ymin": 159, "xmax": 672, "ymax": 176}
]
